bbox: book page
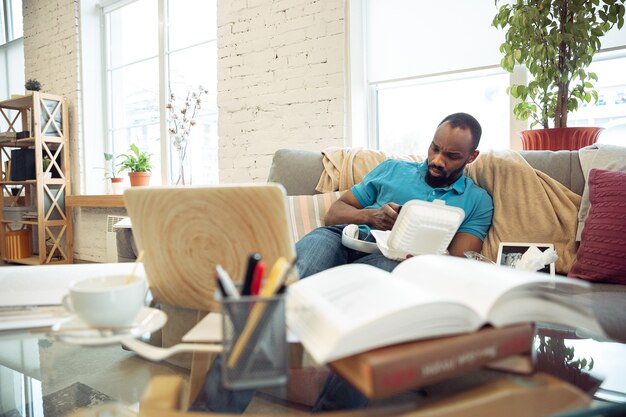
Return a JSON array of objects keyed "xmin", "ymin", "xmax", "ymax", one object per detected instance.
[
  {"xmin": 488, "ymin": 291, "xmax": 605, "ymax": 337},
  {"xmin": 392, "ymin": 255, "xmax": 585, "ymax": 321},
  {"xmin": 286, "ymin": 262, "xmax": 481, "ymax": 363},
  {"xmin": 290, "ymin": 263, "xmax": 453, "ymax": 331}
]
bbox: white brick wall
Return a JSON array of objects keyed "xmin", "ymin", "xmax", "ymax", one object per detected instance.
[
  {"xmin": 23, "ymin": 0, "xmax": 83, "ymax": 193},
  {"xmin": 73, "ymin": 208, "xmax": 128, "ymax": 263},
  {"xmin": 21, "ymin": 0, "xmax": 348, "ymax": 261},
  {"xmin": 22, "ymin": 0, "xmax": 92, "ymax": 259},
  {"xmin": 217, "ymin": 0, "xmax": 346, "ymax": 183}
]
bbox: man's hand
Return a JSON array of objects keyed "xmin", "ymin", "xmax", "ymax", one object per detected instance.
[
  {"xmin": 367, "ymin": 202, "xmax": 401, "ymax": 231},
  {"xmin": 324, "ymin": 191, "xmax": 402, "ymax": 230}
]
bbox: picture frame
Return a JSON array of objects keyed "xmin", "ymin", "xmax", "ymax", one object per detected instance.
[{"xmin": 496, "ymin": 242, "xmax": 556, "ymax": 277}]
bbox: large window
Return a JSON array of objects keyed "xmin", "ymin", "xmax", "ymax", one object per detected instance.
[
  {"xmin": 166, "ymin": 0, "xmax": 218, "ymax": 185},
  {"xmin": 376, "ymin": 69, "xmax": 510, "ymax": 156},
  {"xmin": 0, "ymin": 0, "xmax": 24, "ymax": 103},
  {"xmin": 354, "ymin": 0, "xmax": 626, "ymax": 154},
  {"xmin": 104, "ymin": 0, "xmax": 217, "ymax": 185},
  {"xmin": 355, "ymin": 0, "xmax": 508, "ymax": 154},
  {"xmin": 568, "ymin": 52, "xmax": 626, "ymax": 146}
]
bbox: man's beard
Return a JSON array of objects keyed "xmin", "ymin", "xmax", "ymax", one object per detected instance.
[{"xmin": 425, "ymin": 164, "xmax": 465, "ymax": 188}]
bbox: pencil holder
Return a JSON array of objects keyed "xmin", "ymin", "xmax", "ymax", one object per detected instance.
[{"xmin": 220, "ymin": 295, "xmax": 288, "ymax": 390}]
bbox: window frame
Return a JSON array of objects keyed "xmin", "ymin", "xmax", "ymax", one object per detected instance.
[
  {"xmin": 0, "ymin": 0, "xmax": 24, "ymax": 104},
  {"xmin": 370, "ymin": 66, "xmax": 514, "ymax": 155},
  {"xmin": 101, "ymin": 0, "xmax": 217, "ymax": 186},
  {"xmin": 102, "ymin": 0, "xmax": 164, "ymax": 184}
]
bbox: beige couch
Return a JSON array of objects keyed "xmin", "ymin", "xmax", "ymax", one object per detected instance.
[
  {"xmin": 265, "ymin": 148, "xmax": 624, "ymax": 342},
  {"xmin": 117, "ymin": 149, "xmax": 625, "ymax": 366}
]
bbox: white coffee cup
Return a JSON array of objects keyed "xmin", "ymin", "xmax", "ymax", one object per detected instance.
[{"xmin": 62, "ymin": 275, "xmax": 147, "ymax": 327}]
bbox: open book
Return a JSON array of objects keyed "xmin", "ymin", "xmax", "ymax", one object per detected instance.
[{"xmin": 286, "ymin": 255, "xmax": 605, "ymax": 364}]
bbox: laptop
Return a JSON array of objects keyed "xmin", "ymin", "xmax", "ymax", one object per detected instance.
[{"xmin": 123, "ymin": 183, "xmax": 296, "ymax": 312}]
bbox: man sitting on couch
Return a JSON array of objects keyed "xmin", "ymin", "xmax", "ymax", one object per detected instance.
[{"xmin": 295, "ymin": 112, "xmax": 494, "ymax": 279}]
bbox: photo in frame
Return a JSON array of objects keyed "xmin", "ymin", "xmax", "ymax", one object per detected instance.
[{"xmin": 496, "ymin": 242, "xmax": 556, "ymax": 277}]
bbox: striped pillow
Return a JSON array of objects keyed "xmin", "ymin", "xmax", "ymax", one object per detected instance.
[{"xmin": 287, "ymin": 191, "xmax": 342, "ymax": 241}]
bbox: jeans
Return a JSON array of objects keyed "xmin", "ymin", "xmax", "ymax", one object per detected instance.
[
  {"xmin": 189, "ymin": 355, "xmax": 255, "ymax": 414},
  {"xmin": 295, "ymin": 224, "xmax": 400, "ymax": 279},
  {"xmin": 296, "ymin": 225, "xmax": 400, "ymax": 411}
]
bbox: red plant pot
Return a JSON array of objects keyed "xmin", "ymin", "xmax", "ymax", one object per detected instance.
[{"xmin": 519, "ymin": 127, "xmax": 604, "ymax": 151}]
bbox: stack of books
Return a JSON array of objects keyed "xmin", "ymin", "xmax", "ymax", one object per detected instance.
[
  {"xmin": 286, "ymin": 255, "xmax": 605, "ymax": 400},
  {"xmin": 21, "ymin": 211, "xmax": 38, "ymax": 220},
  {"xmin": 329, "ymin": 323, "xmax": 534, "ymax": 399}
]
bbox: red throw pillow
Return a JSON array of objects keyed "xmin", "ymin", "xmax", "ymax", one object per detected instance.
[{"xmin": 568, "ymin": 169, "xmax": 626, "ymax": 283}]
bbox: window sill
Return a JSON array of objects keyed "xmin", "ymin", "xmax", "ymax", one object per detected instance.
[{"xmin": 66, "ymin": 195, "xmax": 125, "ymax": 208}]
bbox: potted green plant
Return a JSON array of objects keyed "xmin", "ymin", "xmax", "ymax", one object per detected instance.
[
  {"xmin": 103, "ymin": 152, "xmax": 125, "ymax": 194},
  {"xmin": 493, "ymin": 0, "xmax": 625, "ymax": 150},
  {"xmin": 117, "ymin": 144, "xmax": 153, "ymax": 187}
]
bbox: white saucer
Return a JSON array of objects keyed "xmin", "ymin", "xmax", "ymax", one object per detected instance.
[{"xmin": 49, "ymin": 307, "xmax": 167, "ymax": 346}]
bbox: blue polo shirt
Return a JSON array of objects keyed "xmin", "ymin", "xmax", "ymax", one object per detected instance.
[{"xmin": 351, "ymin": 159, "xmax": 493, "ymax": 240}]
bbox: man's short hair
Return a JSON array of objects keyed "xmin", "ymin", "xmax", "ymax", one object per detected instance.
[{"xmin": 438, "ymin": 113, "xmax": 482, "ymax": 150}]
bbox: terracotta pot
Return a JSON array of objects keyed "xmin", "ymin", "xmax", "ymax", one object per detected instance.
[
  {"xmin": 128, "ymin": 172, "xmax": 151, "ymax": 187},
  {"xmin": 519, "ymin": 127, "xmax": 603, "ymax": 151}
]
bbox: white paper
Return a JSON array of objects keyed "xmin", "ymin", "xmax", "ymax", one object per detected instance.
[
  {"xmin": 113, "ymin": 217, "xmax": 132, "ymax": 229},
  {"xmin": 0, "ymin": 306, "xmax": 70, "ymax": 331},
  {"xmin": 0, "ymin": 263, "xmax": 146, "ymax": 331},
  {"xmin": 183, "ymin": 312, "xmax": 300, "ymax": 343},
  {"xmin": 182, "ymin": 312, "xmax": 222, "ymax": 342},
  {"xmin": 0, "ymin": 263, "xmax": 145, "ymax": 307}
]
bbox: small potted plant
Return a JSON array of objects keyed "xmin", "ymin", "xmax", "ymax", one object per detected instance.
[
  {"xmin": 24, "ymin": 79, "xmax": 42, "ymax": 93},
  {"xmin": 103, "ymin": 152, "xmax": 125, "ymax": 194},
  {"xmin": 117, "ymin": 144, "xmax": 153, "ymax": 187}
]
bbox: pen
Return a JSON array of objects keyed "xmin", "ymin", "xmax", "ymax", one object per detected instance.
[
  {"xmin": 215, "ymin": 264, "xmax": 240, "ymax": 299},
  {"xmin": 250, "ymin": 260, "xmax": 265, "ymax": 296},
  {"xmin": 241, "ymin": 253, "xmax": 262, "ymax": 296},
  {"xmin": 214, "ymin": 271, "xmax": 228, "ymax": 299},
  {"xmin": 278, "ymin": 255, "xmax": 297, "ymax": 287},
  {"xmin": 261, "ymin": 256, "xmax": 297, "ymax": 296},
  {"xmin": 261, "ymin": 257, "xmax": 289, "ymax": 296}
]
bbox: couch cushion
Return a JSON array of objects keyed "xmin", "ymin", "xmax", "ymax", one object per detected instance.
[
  {"xmin": 287, "ymin": 192, "xmax": 342, "ymax": 241},
  {"xmin": 568, "ymin": 169, "xmax": 626, "ymax": 284},
  {"xmin": 268, "ymin": 149, "xmax": 324, "ymax": 196},
  {"xmin": 519, "ymin": 150, "xmax": 584, "ymax": 195}
]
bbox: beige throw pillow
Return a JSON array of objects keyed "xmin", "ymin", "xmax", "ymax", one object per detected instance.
[{"xmin": 577, "ymin": 144, "xmax": 626, "ymax": 240}]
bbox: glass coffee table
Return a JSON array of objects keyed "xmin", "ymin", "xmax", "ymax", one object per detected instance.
[{"xmin": 1, "ymin": 323, "xmax": 625, "ymax": 417}]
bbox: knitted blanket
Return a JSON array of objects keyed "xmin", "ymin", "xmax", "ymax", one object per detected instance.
[
  {"xmin": 465, "ymin": 150, "xmax": 581, "ymax": 274},
  {"xmin": 315, "ymin": 147, "xmax": 422, "ymax": 192}
]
